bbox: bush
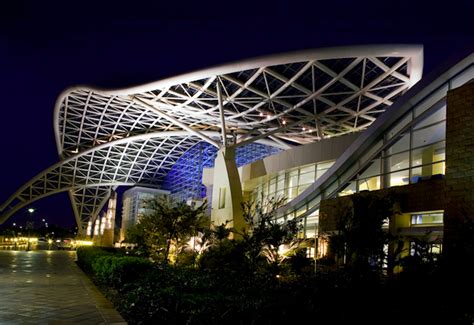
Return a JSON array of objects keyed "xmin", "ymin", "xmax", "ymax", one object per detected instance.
[
  {"xmin": 76, "ymin": 246, "xmax": 153, "ymax": 290},
  {"xmin": 199, "ymin": 239, "xmax": 250, "ymax": 274},
  {"xmin": 92, "ymin": 255, "xmax": 153, "ymax": 288},
  {"xmin": 76, "ymin": 246, "xmax": 116, "ymax": 273}
]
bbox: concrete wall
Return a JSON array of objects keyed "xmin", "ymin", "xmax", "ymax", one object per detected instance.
[{"xmin": 242, "ymin": 133, "xmax": 358, "ymax": 183}]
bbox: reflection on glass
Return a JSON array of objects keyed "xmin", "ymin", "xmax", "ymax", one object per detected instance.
[
  {"xmin": 412, "ymin": 123, "xmax": 445, "ymax": 148},
  {"xmin": 388, "ymin": 115, "xmax": 412, "ymax": 139},
  {"xmin": 414, "ymin": 105, "xmax": 446, "ymax": 130},
  {"xmin": 388, "ymin": 151, "xmax": 409, "ymax": 172},
  {"xmin": 389, "ymin": 133, "xmax": 410, "ymax": 154},
  {"xmin": 359, "ymin": 159, "xmax": 381, "ymax": 179}
]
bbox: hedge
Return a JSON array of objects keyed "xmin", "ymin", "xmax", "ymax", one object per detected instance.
[
  {"xmin": 76, "ymin": 246, "xmax": 152, "ymax": 289},
  {"xmin": 92, "ymin": 255, "xmax": 153, "ymax": 288}
]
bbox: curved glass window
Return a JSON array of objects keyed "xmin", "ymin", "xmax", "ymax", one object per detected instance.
[
  {"xmin": 276, "ymin": 59, "xmax": 473, "ymax": 240},
  {"xmin": 250, "ymin": 160, "xmax": 335, "ymax": 204}
]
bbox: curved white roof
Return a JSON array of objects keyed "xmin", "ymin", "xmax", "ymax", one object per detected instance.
[{"xmin": 1, "ymin": 45, "xmax": 423, "ymax": 229}]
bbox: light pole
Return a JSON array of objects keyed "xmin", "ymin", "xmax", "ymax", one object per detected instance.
[
  {"xmin": 12, "ymin": 223, "xmax": 17, "ymax": 249},
  {"xmin": 26, "ymin": 208, "xmax": 35, "ymax": 251}
]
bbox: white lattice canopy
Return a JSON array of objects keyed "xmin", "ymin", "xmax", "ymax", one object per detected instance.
[{"xmin": 0, "ymin": 45, "xmax": 423, "ymax": 230}]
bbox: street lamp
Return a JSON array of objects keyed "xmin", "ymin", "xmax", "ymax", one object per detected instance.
[{"xmin": 26, "ymin": 208, "xmax": 35, "ymax": 251}]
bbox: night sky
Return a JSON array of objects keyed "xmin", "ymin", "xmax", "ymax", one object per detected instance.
[{"xmin": 1, "ymin": 0, "xmax": 473, "ymax": 228}]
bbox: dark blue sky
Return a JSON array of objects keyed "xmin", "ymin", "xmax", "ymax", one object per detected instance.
[{"xmin": 1, "ymin": 0, "xmax": 473, "ymax": 227}]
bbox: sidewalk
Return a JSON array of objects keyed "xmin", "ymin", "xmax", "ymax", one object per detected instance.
[{"xmin": 0, "ymin": 250, "xmax": 126, "ymax": 324}]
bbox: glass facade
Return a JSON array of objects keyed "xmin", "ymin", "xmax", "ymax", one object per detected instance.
[
  {"xmin": 274, "ymin": 62, "xmax": 473, "ymax": 240},
  {"xmin": 120, "ymin": 187, "xmax": 169, "ymax": 241},
  {"xmin": 338, "ymin": 103, "xmax": 446, "ymax": 196},
  {"xmin": 162, "ymin": 141, "xmax": 282, "ymax": 202},
  {"xmin": 250, "ymin": 161, "xmax": 334, "ymax": 204},
  {"xmin": 249, "ymin": 161, "xmax": 334, "ymax": 240}
]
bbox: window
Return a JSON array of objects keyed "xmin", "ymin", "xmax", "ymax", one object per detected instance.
[
  {"xmin": 268, "ymin": 178, "xmax": 276, "ymax": 196},
  {"xmin": 410, "ymin": 211, "xmax": 443, "ymax": 225},
  {"xmin": 338, "ymin": 181, "xmax": 356, "ymax": 197},
  {"xmin": 410, "ymin": 241, "xmax": 443, "ymax": 256},
  {"xmin": 316, "ymin": 161, "xmax": 334, "ymax": 179},
  {"xmin": 299, "ymin": 168, "xmax": 315, "ymax": 186},
  {"xmin": 358, "ymin": 176, "xmax": 380, "ymax": 191},
  {"xmin": 412, "ymin": 123, "xmax": 445, "ymax": 148},
  {"xmin": 389, "ymin": 170, "xmax": 409, "ymax": 187},
  {"xmin": 389, "ymin": 133, "xmax": 410, "ymax": 155}
]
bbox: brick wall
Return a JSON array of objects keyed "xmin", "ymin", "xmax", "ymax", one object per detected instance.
[
  {"xmin": 444, "ymin": 81, "xmax": 474, "ymax": 259},
  {"xmin": 320, "ymin": 179, "xmax": 446, "ymax": 232}
]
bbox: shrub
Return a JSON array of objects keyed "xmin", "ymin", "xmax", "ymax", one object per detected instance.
[
  {"xmin": 199, "ymin": 239, "xmax": 250, "ymax": 275},
  {"xmin": 92, "ymin": 255, "xmax": 153, "ymax": 288},
  {"xmin": 76, "ymin": 246, "xmax": 116, "ymax": 273}
]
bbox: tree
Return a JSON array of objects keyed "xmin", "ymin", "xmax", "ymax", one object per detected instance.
[
  {"xmin": 126, "ymin": 196, "xmax": 208, "ymax": 263},
  {"xmin": 198, "ymin": 197, "xmax": 303, "ymax": 276},
  {"xmin": 328, "ymin": 192, "xmax": 397, "ymax": 274},
  {"xmin": 240, "ymin": 196, "xmax": 302, "ymax": 274}
]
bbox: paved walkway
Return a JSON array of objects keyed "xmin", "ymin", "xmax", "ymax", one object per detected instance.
[{"xmin": 0, "ymin": 250, "xmax": 126, "ymax": 324}]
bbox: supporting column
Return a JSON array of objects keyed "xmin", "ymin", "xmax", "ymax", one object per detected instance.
[
  {"xmin": 444, "ymin": 81, "xmax": 474, "ymax": 267},
  {"xmin": 210, "ymin": 147, "xmax": 246, "ymax": 234},
  {"xmin": 101, "ymin": 191, "xmax": 117, "ymax": 247},
  {"xmin": 92, "ymin": 192, "xmax": 117, "ymax": 247}
]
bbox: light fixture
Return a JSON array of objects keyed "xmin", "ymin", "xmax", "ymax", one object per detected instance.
[{"xmin": 28, "ymin": 208, "xmax": 35, "ymax": 214}]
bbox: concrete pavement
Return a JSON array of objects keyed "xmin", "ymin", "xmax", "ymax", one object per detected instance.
[{"xmin": 0, "ymin": 250, "xmax": 126, "ymax": 324}]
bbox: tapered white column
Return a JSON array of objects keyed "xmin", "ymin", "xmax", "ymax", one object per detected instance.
[{"xmin": 210, "ymin": 147, "xmax": 245, "ymax": 234}]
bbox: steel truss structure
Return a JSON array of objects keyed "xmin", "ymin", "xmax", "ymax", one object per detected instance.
[{"xmin": 0, "ymin": 45, "xmax": 423, "ymax": 231}]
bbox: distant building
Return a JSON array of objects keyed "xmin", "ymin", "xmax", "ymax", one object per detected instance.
[{"xmin": 119, "ymin": 187, "xmax": 169, "ymax": 242}]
